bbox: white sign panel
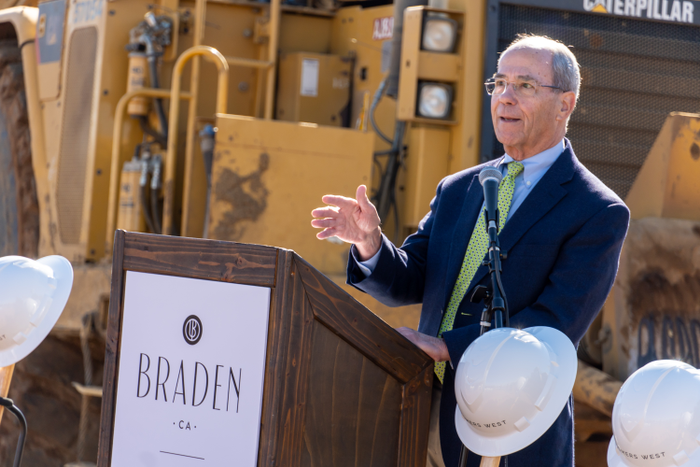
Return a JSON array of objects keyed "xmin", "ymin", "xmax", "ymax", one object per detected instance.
[
  {"xmin": 300, "ymin": 58, "xmax": 319, "ymax": 97},
  {"xmin": 372, "ymin": 16, "xmax": 394, "ymax": 40},
  {"xmin": 110, "ymin": 271, "xmax": 271, "ymax": 467}
]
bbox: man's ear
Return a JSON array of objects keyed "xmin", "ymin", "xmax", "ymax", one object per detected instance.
[{"xmin": 557, "ymin": 91, "xmax": 577, "ymax": 121}]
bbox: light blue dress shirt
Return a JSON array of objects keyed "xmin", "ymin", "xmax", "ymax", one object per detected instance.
[{"xmin": 356, "ymin": 139, "xmax": 566, "ymax": 275}]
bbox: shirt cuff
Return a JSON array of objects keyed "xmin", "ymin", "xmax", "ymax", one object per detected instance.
[{"xmin": 351, "ymin": 243, "xmax": 382, "ymax": 277}]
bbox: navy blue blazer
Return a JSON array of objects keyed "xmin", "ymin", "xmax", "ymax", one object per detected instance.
[{"xmin": 347, "ymin": 141, "xmax": 629, "ymax": 467}]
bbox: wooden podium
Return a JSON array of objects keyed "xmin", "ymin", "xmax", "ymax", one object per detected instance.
[{"xmin": 98, "ymin": 231, "xmax": 434, "ymax": 467}]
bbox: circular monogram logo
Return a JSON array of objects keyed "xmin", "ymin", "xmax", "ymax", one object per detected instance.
[{"xmin": 183, "ymin": 315, "xmax": 203, "ymax": 345}]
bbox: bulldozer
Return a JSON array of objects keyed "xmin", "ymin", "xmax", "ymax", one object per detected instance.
[{"xmin": 0, "ymin": 0, "xmax": 699, "ymax": 464}]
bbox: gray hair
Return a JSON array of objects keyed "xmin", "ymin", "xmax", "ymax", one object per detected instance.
[{"xmin": 500, "ymin": 34, "xmax": 581, "ymax": 103}]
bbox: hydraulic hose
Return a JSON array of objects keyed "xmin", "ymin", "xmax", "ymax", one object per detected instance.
[
  {"xmin": 139, "ymin": 157, "xmax": 157, "ymax": 234},
  {"xmin": 142, "ymin": 35, "xmax": 169, "ymax": 144},
  {"xmin": 370, "ymin": 77, "xmax": 392, "ymax": 145},
  {"xmin": 199, "ymin": 125, "xmax": 216, "ymax": 238},
  {"xmin": 150, "ymin": 155, "xmax": 163, "ymax": 234},
  {"xmin": 375, "ymin": 120, "xmax": 406, "ymax": 225},
  {"xmin": 138, "ymin": 116, "xmax": 166, "ymax": 147}
]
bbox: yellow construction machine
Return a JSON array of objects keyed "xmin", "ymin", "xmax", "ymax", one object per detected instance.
[{"xmin": 0, "ymin": 0, "xmax": 699, "ymax": 464}]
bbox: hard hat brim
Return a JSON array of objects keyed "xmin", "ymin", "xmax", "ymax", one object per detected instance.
[
  {"xmin": 0, "ymin": 255, "xmax": 74, "ymax": 367},
  {"xmin": 607, "ymin": 435, "xmax": 625, "ymax": 467},
  {"xmin": 454, "ymin": 326, "xmax": 578, "ymax": 457}
]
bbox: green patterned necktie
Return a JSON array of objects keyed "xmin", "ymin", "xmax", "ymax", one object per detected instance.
[{"xmin": 434, "ymin": 161, "xmax": 524, "ymax": 383}]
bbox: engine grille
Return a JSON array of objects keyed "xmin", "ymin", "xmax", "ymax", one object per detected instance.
[
  {"xmin": 56, "ymin": 27, "xmax": 97, "ymax": 245},
  {"xmin": 487, "ymin": 5, "xmax": 700, "ymax": 199}
]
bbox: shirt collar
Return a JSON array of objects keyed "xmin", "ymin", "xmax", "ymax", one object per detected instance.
[{"xmin": 499, "ymin": 139, "xmax": 565, "ymax": 181}]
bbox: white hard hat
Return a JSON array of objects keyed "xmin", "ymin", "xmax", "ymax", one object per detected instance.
[
  {"xmin": 0, "ymin": 255, "xmax": 73, "ymax": 367},
  {"xmin": 607, "ymin": 360, "xmax": 700, "ymax": 467},
  {"xmin": 454, "ymin": 326, "xmax": 577, "ymax": 457}
]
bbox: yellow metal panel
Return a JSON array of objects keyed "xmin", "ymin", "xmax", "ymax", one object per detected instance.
[
  {"xmin": 162, "ymin": 2, "xmax": 268, "ymax": 239},
  {"xmin": 416, "ymin": 50, "xmax": 460, "ymax": 82},
  {"xmin": 403, "ymin": 124, "xmax": 451, "ymax": 227},
  {"xmin": 330, "ymin": 5, "xmax": 395, "ymax": 153},
  {"xmin": 626, "ymin": 112, "xmax": 700, "ymax": 220},
  {"xmin": 396, "ymin": 8, "xmax": 421, "ymax": 122},
  {"xmin": 276, "ymin": 52, "xmax": 352, "ymax": 126},
  {"xmin": 84, "ymin": 0, "xmax": 155, "ymax": 261},
  {"xmin": 38, "ymin": 62, "xmax": 61, "ymax": 101},
  {"xmin": 600, "ymin": 218, "xmax": 700, "ymax": 381},
  {"xmin": 209, "ymin": 114, "xmax": 374, "ymax": 275},
  {"xmin": 448, "ymin": 0, "xmax": 484, "ymax": 172},
  {"xmin": 278, "ymin": 13, "xmax": 331, "ymax": 54},
  {"xmin": 663, "ymin": 115, "xmax": 700, "ymax": 219}
]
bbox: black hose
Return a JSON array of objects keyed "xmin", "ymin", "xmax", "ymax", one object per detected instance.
[
  {"xmin": 370, "ymin": 78, "xmax": 393, "ymax": 145},
  {"xmin": 150, "ymin": 155, "xmax": 163, "ymax": 234},
  {"xmin": 199, "ymin": 125, "xmax": 216, "ymax": 238},
  {"xmin": 138, "ymin": 116, "xmax": 166, "ymax": 147},
  {"xmin": 147, "ymin": 54, "xmax": 169, "ymax": 144},
  {"xmin": 375, "ymin": 120, "xmax": 406, "ymax": 223},
  {"xmin": 139, "ymin": 160, "xmax": 157, "ymax": 234},
  {"xmin": 141, "ymin": 35, "xmax": 168, "ymax": 144},
  {"xmin": 0, "ymin": 397, "xmax": 27, "ymax": 467}
]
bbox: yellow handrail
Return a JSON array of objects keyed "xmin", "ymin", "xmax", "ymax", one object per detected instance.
[
  {"xmin": 105, "ymin": 88, "xmax": 192, "ymax": 252},
  {"xmin": 162, "ymin": 45, "xmax": 229, "ymax": 236},
  {"xmin": 265, "ymin": 0, "xmax": 281, "ymax": 119},
  {"xmin": 225, "ymin": 56, "xmax": 273, "ymax": 69}
]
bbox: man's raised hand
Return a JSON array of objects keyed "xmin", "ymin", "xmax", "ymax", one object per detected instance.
[{"xmin": 311, "ymin": 185, "xmax": 382, "ymax": 260}]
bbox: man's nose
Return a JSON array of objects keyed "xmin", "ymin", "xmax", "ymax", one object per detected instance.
[{"xmin": 496, "ymin": 83, "xmax": 518, "ymax": 103}]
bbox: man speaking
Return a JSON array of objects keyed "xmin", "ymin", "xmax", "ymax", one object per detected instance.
[{"xmin": 311, "ymin": 35, "xmax": 629, "ymax": 467}]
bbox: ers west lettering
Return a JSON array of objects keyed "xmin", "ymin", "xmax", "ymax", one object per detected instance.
[
  {"xmin": 584, "ymin": 0, "xmax": 694, "ymax": 23},
  {"xmin": 136, "ymin": 353, "xmax": 242, "ymax": 413}
]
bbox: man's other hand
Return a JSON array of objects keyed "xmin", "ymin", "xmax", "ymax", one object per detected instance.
[
  {"xmin": 396, "ymin": 327, "xmax": 450, "ymax": 363},
  {"xmin": 311, "ymin": 185, "xmax": 382, "ymax": 260}
]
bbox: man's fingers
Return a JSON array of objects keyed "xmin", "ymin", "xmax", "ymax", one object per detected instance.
[
  {"xmin": 315, "ymin": 228, "xmax": 337, "ymax": 239},
  {"xmin": 310, "ymin": 218, "xmax": 337, "ymax": 229},
  {"xmin": 321, "ymin": 194, "xmax": 356, "ymax": 209},
  {"xmin": 311, "ymin": 206, "xmax": 339, "ymax": 219}
]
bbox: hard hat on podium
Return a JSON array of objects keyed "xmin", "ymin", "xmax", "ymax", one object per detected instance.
[
  {"xmin": 0, "ymin": 255, "xmax": 74, "ymax": 367},
  {"xmin": 607, "ymin": 359, "xmax": 700, "ymax": 467},
  {"xmin": 453, "ymin": 326, "xmax": 578, "ymax": 457}
]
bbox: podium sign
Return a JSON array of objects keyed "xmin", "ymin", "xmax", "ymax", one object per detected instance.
[
  {"xmin": 111, "ymin": 272, "xmax": 270, "ymax": 465},
  {"xmin": 98, "ymin": 231, "xmax": 434, "ymax": 467}
]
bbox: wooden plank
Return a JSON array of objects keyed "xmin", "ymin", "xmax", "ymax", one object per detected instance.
[
  {"xmin": 295, "ymin": 256, "xmax": 432, "ymax": 384},
  {"xmin": 258, "ymin": 254, "xmax": 315, "ymax": 467},
  {"xmin": 97, "ymin": 229, "xmax": 127, "ymax": 467},
  {"xmin": 397, "ymin": 365, "xmax": 434, "ymax": 467},
  {"xmin": 121, "ymin": 231, "xmax": 278, "ymax": 287},
  {"xmin": 301, "ymin": 322, "xmax": 402, "ymax": 467},
  {"xmin": 480, "ymin": 456, "xmax": 501, "ymax": 467},
  {"xmin": 0, "ymin": 364, "xmax": 14, "ymax": 426}
]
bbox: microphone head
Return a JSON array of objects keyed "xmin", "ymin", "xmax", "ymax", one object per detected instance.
[{"xmin": 479, "ymin": 167, "xmax": 503, "ymax": 186}]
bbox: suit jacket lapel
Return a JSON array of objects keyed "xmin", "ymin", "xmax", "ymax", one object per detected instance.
[
  {"xmin": 464, "ymin": 144, "xmax": 577, "ymax": 295},
  {"xmin": 441, "ymin": 158, "xmax": 502, "ymax": 309}
]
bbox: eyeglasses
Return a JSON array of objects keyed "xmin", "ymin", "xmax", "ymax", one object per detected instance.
[{"xmin": 484, "ymin": 78, "xmax": 564, "ymax": 97}]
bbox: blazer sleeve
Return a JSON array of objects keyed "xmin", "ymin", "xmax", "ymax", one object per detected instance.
[
  {"xmin": 346, "ymin": 178, "xmax": 448, "ymax": 307},
  {"xmin": 442, "ymin": 201, "xmax": 630, "ymax": 364}
]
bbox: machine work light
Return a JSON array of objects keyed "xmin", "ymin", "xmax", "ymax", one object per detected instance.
[
  {"xmin": 421, "ymin": 15, "xmax": 458, "ymax": 53},
  {"xmin": 417, "ymin": 82, "xmax": 453, "ymax": 119}
]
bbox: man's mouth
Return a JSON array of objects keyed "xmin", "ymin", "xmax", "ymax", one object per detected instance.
[{"xmin": 500, "ymin": 117, "xmax": 520, "ymax": 122}]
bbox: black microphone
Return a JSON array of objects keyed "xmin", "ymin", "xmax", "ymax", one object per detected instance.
[{"xmin": 479, "ymin": 167, "xmax": 503, "ymax": 233}]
